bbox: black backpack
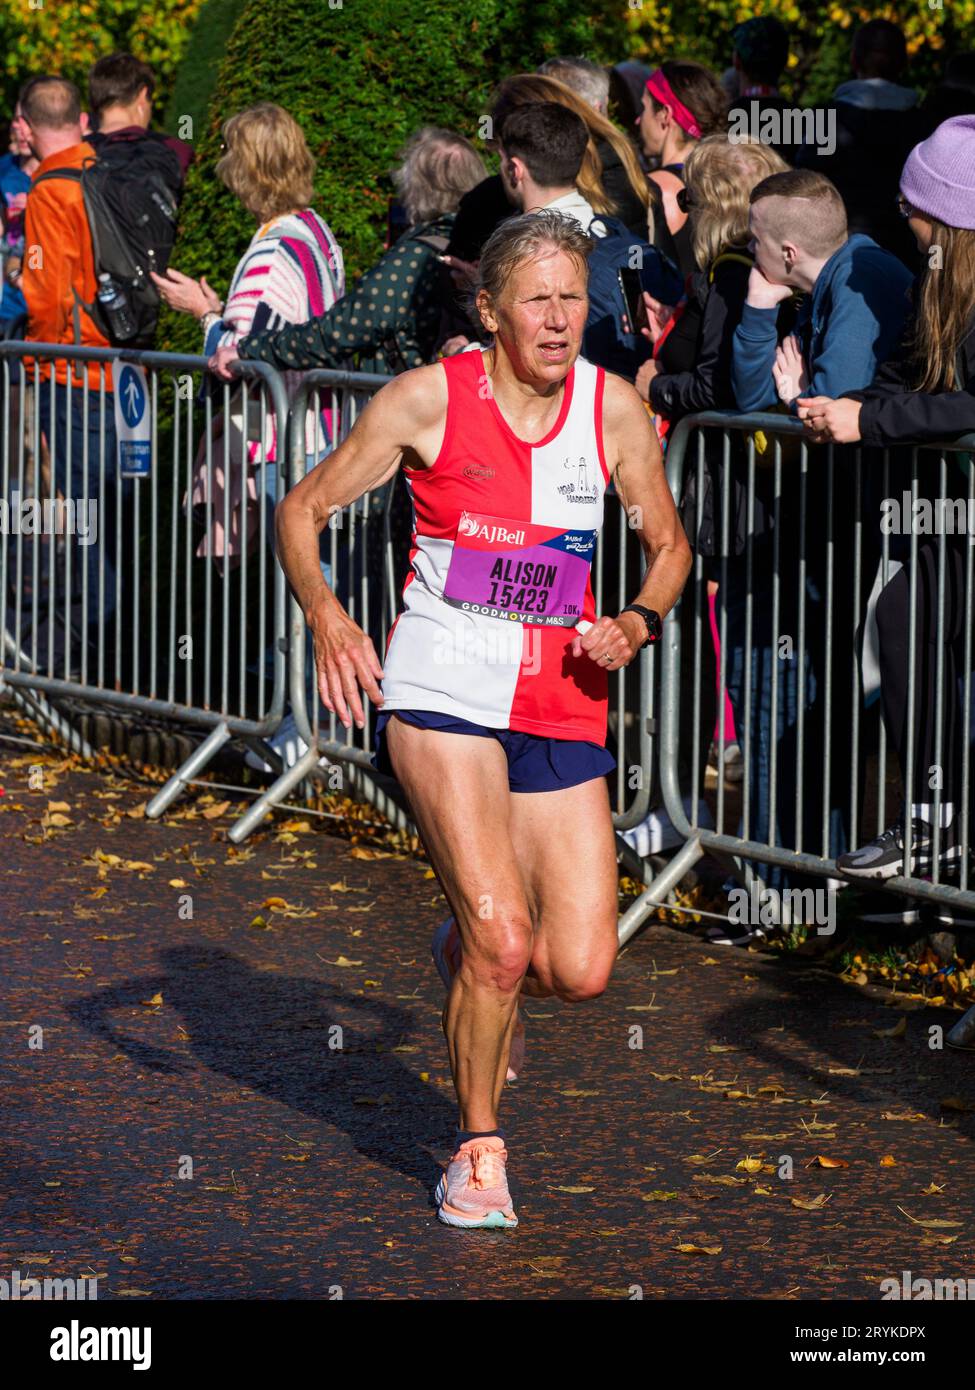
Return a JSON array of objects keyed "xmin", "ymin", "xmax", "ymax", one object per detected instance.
[{"xmin": 31, "ymin": 134, "xmax": 183, "ymax": 347}]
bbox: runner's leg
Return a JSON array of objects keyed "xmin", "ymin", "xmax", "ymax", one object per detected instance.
[
  {"xmin": 509, "ymin": 774, "xmax": 619, "ymax": 1001},
  {"xmin": 384, "ymin": 715, "xmax": 533, "ymax": 1130}
]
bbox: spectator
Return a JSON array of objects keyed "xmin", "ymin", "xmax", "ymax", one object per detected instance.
[
  {"xmin": 798, "ymin": 115, "xmax": 975, "ymax": 889},
  {"xmin": 795, "ymin": 19, "xmax": 920, "ymax": 267},
  {"xmin": 721, "ymin": 169, "xmax": 914, "ymax": 898},
  {"xmin": 439, "ymin": 72, "xmax": 654, "ymax": 350},
  {"xmin": 496, "ymin": 102, "xmax": 595, "ymax": 228},
  {"xmin": 733, "ymin": 169, "xmax": 914, "ymax": 415},
  {"xmin": 153, "ymin": 102, "xmax": 345, "ymax": 566},
  {"xmin": 19, "ymin": 76, "xmax": 126, "ymax": 675},
  {"xmin": 445, "ymin": 70, "xmax": 652, "ymax": 274},
  {"xmin": 638, "ymin": 135, "xmax": 789, "ymax": 429},
  {"xmin": 917, "ymin": 53, "xmax": 975, "ymax": 138},
  {"xmin": 0, "ymin": 92, "xmax": 38, "ymax": 332},
  {"xmin": 638, "ymin": 61, "xmax": 729, "ymax": 276},
  {"xmin": 538, "ymin": 56, "xmax": 649, "ymax": 235},
  {"xmin": 88, "ymin": 52, "xmax": 192, "ymax": 180},
  {"xmin": 620, "ymin": 134, "xmax": 788, "ymax": 879},
  {"xmin": 726, "ymin": 15, "xmax": 797, "ymax": 163},
  {"xmin": 210, "ymin": 125, "xmax": 485, "ymax": 380}
]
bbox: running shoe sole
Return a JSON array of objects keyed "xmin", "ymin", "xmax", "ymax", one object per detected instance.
[{"xmin": 433, "ymin": 1174, "xmax": 518, "ymax": 1229}]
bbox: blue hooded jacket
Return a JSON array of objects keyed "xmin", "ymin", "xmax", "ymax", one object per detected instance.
[{"xmin": 732, "ymin": 233, "xmax": 913, "ymax": 413}]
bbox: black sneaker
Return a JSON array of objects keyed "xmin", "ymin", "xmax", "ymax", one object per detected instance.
[{"xmin": 837, "ymin": 817, "xmax": 961, "ymax": 882}]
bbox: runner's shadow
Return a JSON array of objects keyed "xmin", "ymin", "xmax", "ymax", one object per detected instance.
[{"xmin": 67, "ymin": 945, "xmax": 454, "ymax": 1187}]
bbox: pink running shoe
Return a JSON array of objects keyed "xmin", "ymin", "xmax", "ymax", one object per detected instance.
[
  {"xmin": 434, "ymin": 1136, "xmax": 518, "ymax": 1229},
  {"xmin": 431, "ymin": 917, "xmax": 526, "ymax": 1081}
]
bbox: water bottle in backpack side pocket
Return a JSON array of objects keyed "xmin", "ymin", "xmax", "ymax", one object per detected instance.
[{"xmin": 96, "ymin": 272, "xmax": 138, "ymax": 341}]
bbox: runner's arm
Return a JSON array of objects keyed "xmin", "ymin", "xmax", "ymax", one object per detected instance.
[
  {"xmin": 275, "ymin": 364, "xmax": 447, "ymax": 728},
  {"xmin": 570, "ymin": 375, "xmax": 690, "ymax": 669}
]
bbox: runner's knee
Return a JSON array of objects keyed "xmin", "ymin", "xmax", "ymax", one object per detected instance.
[
  {"xmin": 549, "ymin": 937, "xmax": 617, "ymax": 1003},
  {"xmin": 461, "ymin": 916, "xmax": 533, "ymax": 994}
]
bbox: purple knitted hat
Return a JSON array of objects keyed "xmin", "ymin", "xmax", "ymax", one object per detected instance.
[{"xmin": 900, "ymin": 114, "xmax": 975, "ymax": 229}]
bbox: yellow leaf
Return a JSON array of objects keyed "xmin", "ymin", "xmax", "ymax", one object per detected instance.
[
  {"xmin": 736, "ymin": 1157, "xmax": 763, "ymax": 1174},
  {"xmin": 811, "ymin": 1155, "xmax": 849, "ymax": 1169},
  {"xmin": 551, "ymin": 1185, "xmax": 595, "ymax": 1194},
  {"xmin": 47, "ymin": 800, "xmax": 71, "ymax": 812},
  {"xmin": 123, "ymin": 861, "xmax": 154, "ymax": 873},
  {"xmin": 880, "ymin": 1155, "xmax": 897, "ymax": 1167},
  {"xmin": 330, "ymin": 956, "xmax": 363, "ymax": 967},
  {"xmin": 141, "ymin": 993, "xmax": 163, "ymax": 1007},
  {"xmin": 873, "ymin": 1016, "xmax": 907, "ymax": 1040},
  {"xmin": 263, "ymin": 897, "xmax": 290, "ymax": 910},
  {"xmin": 202, "ymin": 801, "xmax": 231, "ymax": 820},
  {"xmin": 674, "ymin": 1242, "xmax": 722, "ymax": 1255},
  {"xmin": 642, "ymin": 1190, "xmax": 677, "ymax": 1201},
  {"xmin": 559, "ymin": 1089, "xmax": 600, "ymax": 1097},
  {"xmin": 791, "ymin": 1193, "xmax": 830, "ymax": 1210},
  {"xmin": 169, "ymin": 879, "xmax": 188, "ymax": 888}
]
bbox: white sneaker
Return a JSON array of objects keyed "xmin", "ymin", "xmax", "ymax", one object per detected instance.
[
  {"xmin": 244, "ymin": 712, "xmax": 315, "ymax": 772},
  {"xmin": 618, "ymin": 797, "xmax": 714, "ymax": 857}
]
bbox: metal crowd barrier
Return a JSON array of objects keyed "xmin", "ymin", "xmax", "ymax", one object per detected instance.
[
  {"xmin": 0, "ymin": 341, "xmax": 291, "ymax": 811},
  {"xmin": 229, "ymin": 367, "xmax": 660, "ymax": 852},
  {"xmin": 619, "ymin": 410, "xmax": 975, "ymax": 949}
]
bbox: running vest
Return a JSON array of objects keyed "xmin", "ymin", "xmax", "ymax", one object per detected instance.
[{"xmin": 380, "ymin": 348, "xmax": 611, "ymax": 742}]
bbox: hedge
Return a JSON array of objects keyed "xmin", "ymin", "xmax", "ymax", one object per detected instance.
[{"xmin": 156, "ymin": 0, "xmax": 633, "ymax": 355}]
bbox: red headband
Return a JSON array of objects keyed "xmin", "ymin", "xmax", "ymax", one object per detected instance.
[{"xmin": 645, "ymin": 69, "xmax": 702, "ymax": 141}]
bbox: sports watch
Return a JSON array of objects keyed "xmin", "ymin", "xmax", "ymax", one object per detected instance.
[{"xmin": 620, "ymin": 604, "xmax": 662, "ymax": 647}]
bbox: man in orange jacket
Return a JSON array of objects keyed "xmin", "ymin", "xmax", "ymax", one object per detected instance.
[{"xmin": 18, "ymin": 76, "xmax": 127, "ymax": 677}]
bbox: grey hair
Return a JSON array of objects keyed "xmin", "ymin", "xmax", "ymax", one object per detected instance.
[
  {"xmin": 392, "ymin": 126, "xmax": 488, "ymax": 224},
  {"xmin": 467, "ymin": 210, "xmax": 593, "ymax": 324},
  {"xmin": 537, "ymin": 56, "xmax": 610, "ymax": 112}
]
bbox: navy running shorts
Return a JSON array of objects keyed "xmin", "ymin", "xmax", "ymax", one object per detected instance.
[{"xmin": 372, "ymin": 709, "xmax": 616, "ymax": 794}]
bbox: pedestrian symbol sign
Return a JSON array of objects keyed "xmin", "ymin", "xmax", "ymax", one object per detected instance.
[{"xmin": 115, "ymin": 364, "xmax": 151, "ymax": 477}]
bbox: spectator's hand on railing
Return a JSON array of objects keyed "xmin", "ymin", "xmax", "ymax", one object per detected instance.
[
  {"xmin": 745, "ymin": 265, "xmax": 792, "ymax": 310},
  {"xmin": 570, "ymin": 614, "xmax": 643, "ymax": 673},
  {"xmin": 796, "ymin": 395, "xmax": 863, "ymax": 444},
  {"xmin": 312, "ymin": 606, "xmax": 385, "ymax": 731},
  {"xmin": 151, "ymin": 268, "xmax": 222, "ymax": 319},
  {"xmin": 640, "ymin": 292, "xmax": 675, "ymax": 347},
  {"xmin": 209, "ymin": 345, "xmax": 240, "ymax": 380},
  {"xmin": 773, "ymin": 333, "xmax": 809, "ymax": 403}
]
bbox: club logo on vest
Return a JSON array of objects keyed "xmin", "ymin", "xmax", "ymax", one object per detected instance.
[
  {"xmin": 558, "ymin": 456, "xmax": 599, "ymax": 504},
  {"xmin": 463, "ymin": 463, "xmax": 494, "ymax": 479}
]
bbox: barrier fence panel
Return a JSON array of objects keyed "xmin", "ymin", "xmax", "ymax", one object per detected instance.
[
  {"xmin": 0, "ymin": 341, "xmax": 291, "ymax": 813},
  {"xmin": 231, "ymin": 365, "xmax": 660, "ymax": 852},
  {"xmin": 620, "ymin": 409, "xmax": 975, "ymax": 947}
]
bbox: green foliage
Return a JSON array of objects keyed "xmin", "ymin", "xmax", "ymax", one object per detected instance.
[
  {"xmin": 157, "ymin": 0, "xmax": 632, "ymax": 355},
  {"xmin": 0, "ymin": 0, "xmax": 203, "ymax": 114},
  {"xmin": 162, "ymin": 0, "xmax": 244, "ymax": 141}
]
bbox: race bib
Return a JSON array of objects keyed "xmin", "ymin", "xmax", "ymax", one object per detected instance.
[{"xmin": 442, "ymin": 511, "xmax": 595, "ymax": 627}]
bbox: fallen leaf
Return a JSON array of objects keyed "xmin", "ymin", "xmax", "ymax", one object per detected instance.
[
  {"xmin": 140, "ymin": 993, "xmax": 163, "ymax": 1007},
  {"xmin": 873, "ymin": 1016, "xmax": 907, "ymax": 1040},
  {"xmin": 791, "ymin": 1193, "xmax": 831, "ymax": 1210},
  {"xmin": 550, "ymin": 1185, "xmax": 594, "ymax": 1194},
  {"xmin": 811, "ymin": 1156, "xmax": 849, "ymax": 1169},
  {"xmin": 674, "ymin": 1243, "xmax": 722, "ymax": 1255},
  {"xmin": 202, "ymin": 801, "xmax": 231, "ymax": 820}
]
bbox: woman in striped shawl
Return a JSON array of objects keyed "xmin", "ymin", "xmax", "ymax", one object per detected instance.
[{"xmin": 153, "ymin": 102, "xmax": 344, "ymax": 563}]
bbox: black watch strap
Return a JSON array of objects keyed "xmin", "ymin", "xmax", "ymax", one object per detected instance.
[{"xmin": 621, "ymin": 604, "xmax": 662, "ymax": 647}]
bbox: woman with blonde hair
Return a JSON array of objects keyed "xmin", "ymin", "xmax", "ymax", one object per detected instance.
[
  {"xmin": 153, "ymin": 101, "xmax": 344, "ymax": 563},
  {"xmin": 636, "ymin": 134, "xmax": 789, "ymax": 425}
]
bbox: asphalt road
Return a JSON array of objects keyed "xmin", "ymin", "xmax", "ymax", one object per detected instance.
[{"xmin": 1, "ymin": 741, "xmax": 973, "ymax": 1300}]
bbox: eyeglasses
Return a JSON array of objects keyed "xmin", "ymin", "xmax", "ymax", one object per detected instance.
[
  {"xmin": 896, "ymin": 194, "xmax": 913, "ymax": 218},
  {"xmin": 676, "ymin": 186, "xmax": 697, "ymax": 213}
]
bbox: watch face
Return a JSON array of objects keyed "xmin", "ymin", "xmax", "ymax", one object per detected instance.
[{"xmin": 646, "ymin": 609, "xmax": 662, "ymax": 641}]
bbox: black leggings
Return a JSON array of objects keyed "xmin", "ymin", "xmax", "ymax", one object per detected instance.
[{"xmin": 875, "ymin": 534, "xmax": 970, "ymax": 806}]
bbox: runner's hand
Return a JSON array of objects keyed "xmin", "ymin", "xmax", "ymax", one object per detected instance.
[
  {"xmin": 312, "ymin": 606, "xmax": 385, "ymax": 730},
  {"xmin": 570, "ymin": 614, "xmax": 643, "ymax": 671}
]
